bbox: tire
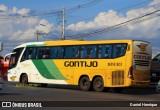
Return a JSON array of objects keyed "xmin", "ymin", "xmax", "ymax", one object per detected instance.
[
  {"xmin": 21, "ymin": 74, "xmax": 28, "ymax": 84},
  {"xmin": 93, "ymin": 77, "xmax": 104, "ymax": 92},
  {"xmin": 79, "ymin": 76, "xmax": 91, "ymax": 91}
]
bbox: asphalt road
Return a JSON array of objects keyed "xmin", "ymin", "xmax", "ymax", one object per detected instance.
[{"xmin": 0, "ymin": 82, "xmax": 160, "ymax": 110}]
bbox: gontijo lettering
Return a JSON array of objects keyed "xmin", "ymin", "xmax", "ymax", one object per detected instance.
[
  {"xmin": 134, "ymin": 55, "xmax": 151, "ymax": 60},
  {"xmin": 64, "ymin": 61, "xmax": 98, "ymax": 67}
]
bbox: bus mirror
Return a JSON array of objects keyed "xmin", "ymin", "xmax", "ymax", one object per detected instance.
[
  {"xmin": 4, "ymin": 52, "xmax": 15, "ymax": 62},
  {"xmin": 127, "ymin": 44, "xmax": 130, "ymax": 51},
  {"xmin": 4, "ymin": 57, "xmax": 8, "ymax": 62},
  {"xmin": 4, "ymin": 56, "xmax": 9, "ymax": 62}
]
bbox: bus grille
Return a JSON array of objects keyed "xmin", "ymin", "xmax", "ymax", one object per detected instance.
[
  {"xmin": 135, "ymin": 60, "xmax": 150, "ymax": 66},
  {"xmin": 112, "ymin": 71, "xmax": 124, "ymax": 85}
]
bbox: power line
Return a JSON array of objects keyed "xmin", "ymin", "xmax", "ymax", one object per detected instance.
[
  {"xmin": 66, "ymin": 0, "xmax": 103, "ymax": 14},
  {"xmin": 0, "ymin": 11, "xmax": 59, "ymax": 20},
  {"xmin": 0, "ymin": 0, "xmax": 103, "ymax": 20},
  {"xmin": 66, "ymin": 9, "xmax": 160, "ymax": 39},
  {"xmin": 67, "ymin": 0, "xmax": 156, "ymax": 25}
]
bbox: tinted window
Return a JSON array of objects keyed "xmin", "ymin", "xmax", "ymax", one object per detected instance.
[
  {"xmin": 153, "ymin": 54, "xmax": 160, "ymax": 61},
  {"xmin": 50, "ymin": 47, "xmax": 64, "ymax": 58},
  {"xmin": 81, "ymin": 46, "xmax": 87, "ymax": 58},
  {"xmin": 105, "ymin": 45, "xmax": 112, "ymax": 58},
  {"xmin": 9, "ymin": 48, "xmax": 24, "ymax": 69},
  {"xmin": 20, "ymin": 43, "xmax": 127, "ymax": 60},
  {"xmin": 36, "ymin": 47, "xmax": 50, "ymax": 59},
  {"xmin": 72, "ymin": 46, "xmax": 81, "ymax": 58},
  {"xmin": 21, "ymin": 47, "xmax": 36, "ymax": 61},
  {"xmin": 113, "ymin": 44, "xmax": 127, "ymax": 58},
  {"xmin": 98, "ymin": 45, "xmax": 112, "ymax": 58},
  {"xmin": 65, "ymin": 46, "xmax": 72, "ymax": 58},
  {"xmin": 91, "ymin": 45, "xmax": 97, "ymax": 58},
  {"xmin": 50, "ymin": 47, "xmax": 58, "ymax": 58}
]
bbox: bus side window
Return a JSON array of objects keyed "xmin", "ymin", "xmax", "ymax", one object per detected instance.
[
  {"xmin": 65, "ymin": 46, "xmax": 72, "ymax": 58},
  {"xmin": 32, "ymin": 48, "xmax": 37, "ymax": 59},
  {"xmin": 81, "ymin": 46, "xmax": 87, "ymax": 58},
  {"xmin": 86, "ymin": 46, "xmax": 92, "ymax": 58},
  {"xmin": 105, "ymin": 45, "xmax": 112, "ymax": 58},
  {"xmin": 21, "ymin": 47, "xmax": 35, "ymax": 61},
  {"xmin": 113, "ymin": 44, "xmax": 127, "ymax": 58},
  {"xmin": 73, "ymin": 46, "xmax": 81, "ymax": 58},
  {"xmin": 98, "ymin": 45, "xmax": 102, "ymax": 58},
  {"xmin": 113, "ymin": 45, "xmax": 119, "ymax": 58},
  {"xmin": 28, "ymin": 49, "xmax": 32, "ymax": 59},
  {"xmin": 57, "ymin": 47, "xmax": 64, "ymax": 58},
  {"xmin": 43, "ymin": 47, "xmax": 50, "ymax": 59},
  {"xmin": 120, "ymin": 44, "xmax": 127, "ymax": 56},
  {"xmin": 91, "ymin": 45, "xmax": 97, "ymax": 58},
  {"xmin": 50, "ymin": 47, "xmax": 58, "ymax": 58},
  {"xmin": 101, "ymin": 45, "xmax": 106, "ymax": 58},
  {"xmin": 37, "ymin": 47, "xmax": 50, "ymax": 59},
  {"xmin": 36, "ymin": 48, "xmax": 42, "ymax": 59}
]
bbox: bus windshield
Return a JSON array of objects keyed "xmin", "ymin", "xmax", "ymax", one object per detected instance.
[{"xmin": 9, "ymin": 48, "xmax": 24, "ymax": 69}]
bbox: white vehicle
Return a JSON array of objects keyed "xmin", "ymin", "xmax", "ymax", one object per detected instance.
[{"xmin": 0, "ymin": 72, "xmax": 3, "ymax": 90}]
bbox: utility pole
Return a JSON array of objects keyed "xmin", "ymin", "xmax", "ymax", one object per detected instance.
[
  {"xmin": 61, "ymin": 8, "xmax": 66, "ymax": 40},
  {"xmin": 35, "ymin": 30, "xmax": 47, "ymax": 42}
]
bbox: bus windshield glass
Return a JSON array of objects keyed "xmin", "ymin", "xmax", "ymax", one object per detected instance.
[{"xmin": 9, "ymin": 48, "xmax": 24, "ymax": 69}]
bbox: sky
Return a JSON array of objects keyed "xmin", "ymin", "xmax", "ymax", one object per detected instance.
[{"xmin": 0, "ymin": 0, "xmax": 160, "ymax": 56}]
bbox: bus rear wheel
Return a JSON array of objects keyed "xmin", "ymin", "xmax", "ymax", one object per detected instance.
[
  {"xmin": 93, "ymin": 77, "xmax": 104, "ymax": 92},
  {"xmin": 79, "ymin": 76, "xmax": 91, "ymax": 91},
  {"xmin": 21, "ymin": 74, "xmax": 28, "ymax": 84}
]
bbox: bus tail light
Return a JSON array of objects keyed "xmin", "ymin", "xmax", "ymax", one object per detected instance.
[{"xmin": 128, "ymin": 66, "xmax": 134, "ymax": 80}]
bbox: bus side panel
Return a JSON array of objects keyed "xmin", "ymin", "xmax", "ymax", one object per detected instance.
[
  {"xmin": 18, "ymin": 60, "xmax": 68, "ymax": 84},
  {"xmin": 54, "ymin": 59, "xmax": 106, "ymax": 86},
  {"xmin": 104, "ymin": 57, "xmax": 127, "ymax": 87},
  {"xmin": 54, "ymin": 58, "xmax": 127, "ymax": 87}
]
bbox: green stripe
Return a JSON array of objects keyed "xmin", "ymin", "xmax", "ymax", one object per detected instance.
[
  {"xmin": 32, "ymin": 60, "xmax": 66, "ymax": 80},
  {"xmin": 32, "ymin": 60, "xmax": 55, "ymax": 79},
  {"xmin": 27, "ymin": 44, "xmax": 46, "ymax": 47}
]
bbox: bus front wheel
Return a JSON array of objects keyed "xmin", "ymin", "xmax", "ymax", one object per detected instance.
[
  {"xmin": 21, "ymin": 74, "xmax": 28, "ymax": 84},
  {"xmin": 93, "ymin": 77, "xmax": 104, "ymax": 92},
  {"xmin": 79, "ymin": 76, "xmax": 91, "ymax": 91}
]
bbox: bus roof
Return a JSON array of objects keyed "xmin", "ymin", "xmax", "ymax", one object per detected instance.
[{"xmin": 14, "ymin": 39, "xmax": 149, "ymax": 49}]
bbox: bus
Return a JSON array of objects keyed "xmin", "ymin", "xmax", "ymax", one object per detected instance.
[{"xmin": 7, "ymin": 40, "xmax": 152, "ymax": 92}]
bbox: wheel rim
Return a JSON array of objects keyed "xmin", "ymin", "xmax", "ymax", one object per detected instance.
[
  {"xmin": 22, "ymin": 75, "xmax": 28, "ymax": 84},
  {"xmin": 95, "ymin": 80, "xmax": 102, "ymax": 88},
  {"xmin": 80, "ymin": 77, "xmax": 90, "ymax": 91},
  {"xmin": 93, "ymin": 77, "xmax": 104, "ymax": 92},
  {"xmin": 82, "ymin": 79, "xmax": 89, "ymax": 88}
]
